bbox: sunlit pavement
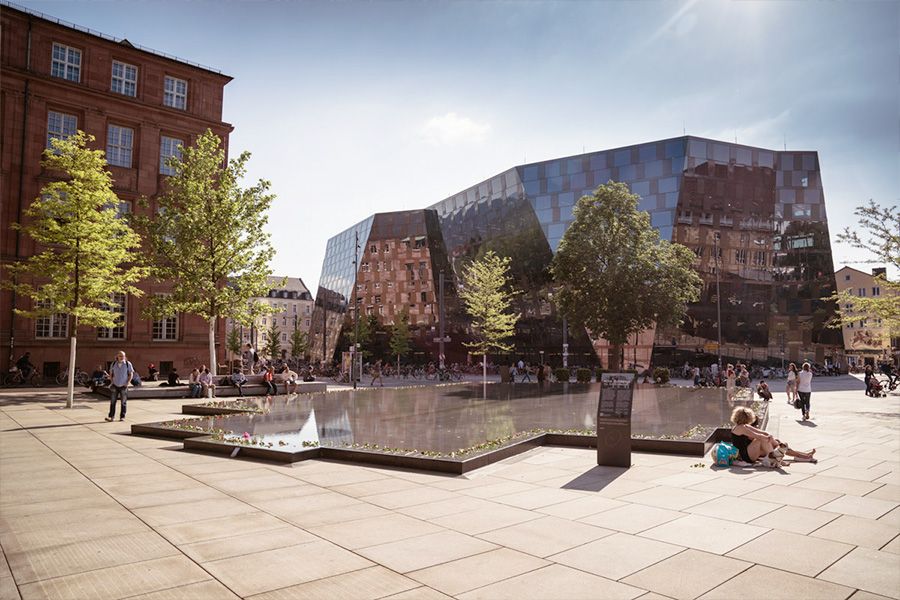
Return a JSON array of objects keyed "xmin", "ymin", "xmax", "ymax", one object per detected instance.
[{"xmin": 1, "ymin": 376, "xmax": 897, "ymax": 599}]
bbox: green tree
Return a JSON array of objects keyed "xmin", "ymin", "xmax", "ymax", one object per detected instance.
[
  {"xmin": 141, "ymin": 130, "xmax": 276, "ymax": 376},
  {"xmin": 289, "ymin": 327, "xmax": 308, "ymax": 361},
  {"xmin": 4, "ymin": 132, "xmax": 148, "ymax": 407},
  {"xmin": 827, "ymin": 200, "xmax": 900, "ymax": 335},
  {"xmin": 389, "ymin": 310, "xmax": 412, "ymax": 372},
  {"xmin": 458, "ymin": 250, "xmax": 520, "ymax": 382},
  {"xmin": 551, "ymin": 182, "xmax": 701, "ymax": 370},
  {"xmin": 264, "ymin": 322, "xmax": 281, "ymax": 360},
  {"xmin": 226, "ymin": 325, "xmax": 242, "ymax": 368}
]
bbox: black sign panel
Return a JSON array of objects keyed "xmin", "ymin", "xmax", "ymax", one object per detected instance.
[{"xmin": 596, "ymin": 372, "xmax": 635, "ymax": 468}]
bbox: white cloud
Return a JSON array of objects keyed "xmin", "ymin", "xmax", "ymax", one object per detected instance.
[{"xmin": 420, "ymin": 112, "xmax": 491, "ymax": 146}]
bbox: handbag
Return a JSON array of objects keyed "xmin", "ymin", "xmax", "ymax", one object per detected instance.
[{"xmin": 793, "ymin": 398, "xmax": 802, "ymax": 409}]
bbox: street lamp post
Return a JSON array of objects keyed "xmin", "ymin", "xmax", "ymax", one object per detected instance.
[
  {"xmin": 714, "ymin": 231, "xmax": 723, "ymax": 368},
  {"xmin": 438, "ymin": 270, "xmax": 445, "ymax": 369},
  {"xmin": 352, "ymin": 229, "xmax": 360, "ymax": 390}
]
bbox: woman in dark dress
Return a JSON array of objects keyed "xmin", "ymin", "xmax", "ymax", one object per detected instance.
[{"xmin": 730, "ymin": 407, "xmax": 816, "ymax": 464}]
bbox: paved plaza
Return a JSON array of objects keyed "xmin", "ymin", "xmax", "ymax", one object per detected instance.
[{"xmin": 1, "ymin": 376, "xmax": 898, "ymax": 600}]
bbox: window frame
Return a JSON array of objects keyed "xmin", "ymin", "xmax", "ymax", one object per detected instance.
[
  {"xmin": 110, "ymin": 60, "xmax": 138, "ymax": 97},
  {"xmin": 51, "ymin": 42, "xmax": 81, "ymax": 82},
  {"xmin": 47, "ymin": 110, "xmax": 77, "ymax": 149},
  {"xmin": 163, "ymin": 75, "xmax": 188, "ymax": 110},
  {"xmin": 159, "ymin": 135, "xmax": 184, "ymax": 175},
  {"xmin": 106, "ymin": 124, "xmax": 134, "ymax": 168},
  {"xmin": 151, "ymin": 294, "xmax": 178, "ymax": 342},
  {"xmin": 34, "ymin": 298, "xmax": 69, "ymax": 339},
  {"xmin": 97, "ymin": 292, "xmax": 127, "ymax": 340}
]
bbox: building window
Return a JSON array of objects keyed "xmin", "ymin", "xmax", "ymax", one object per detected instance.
[
  {"xmin": 47, "ymin": 111, "xmax": 77, "ymax": 149},
  {"xmin": 420, "ymin": 291, "xmax": 427, "ymax": 302},
  {"xmin": 370, "ymin": 244, "xmax": 377, "ymax": 253},
  {"xmin": 735, "ymin": 249, "xmax": 747, "ymax": 265},
  {"xmin": 858, "ymin": 288, "xmax": 866, "ymax": 297},
  {"xmin": 51, "ymin": 43, "xmax": 81, "ymax": 82},
  {"xmin": 97, "ymin": 293, "xmax": 126, "ymax": 339},
  {"xmin": 262, "ymin": 317, "xmax": 267, "ymax": 326},
  {"xmin": 305, "ymin": 319, "xmax": 309, "ymax": 327},
  {"xmin": 844, "ymin": 274, "xmax": 851, "ymax": 281},
  {"xmin": 293, "ymin": 304, "xmax": 297, "ymax": 313},
  {"xmin": 34, "ymin": 298, "xmax": 68, "ymax": 338},
  {"xmin": 159, "ymin": 136, "xmax": 183, "ymax": 175},
  {"xmin": 873, "ymin": 287, "xmax": 880, "ymax": 296},
  {"xmin": 111, "ymin": 61, "xmax": 137, "ymax": 96},
  {"xmin": 281, "ymin": 333, "xmax": 287, "ymax": 342},
  {"xmin": 106, "ymin": 125, "xmax": 134, "ymax": 168},
  {"xmin": 152, "ymin": 295, "xmax": 178, "ymax": 341},
  {"xmin": 163, "ymin": 76, "xmax": 187, "ymax": 109}
]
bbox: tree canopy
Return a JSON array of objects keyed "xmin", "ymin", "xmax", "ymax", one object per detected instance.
[
  {"xmin": 140, "ymin": 129, "xmax": 276, "ymax": 375},
  {"xmin": 828, "ymin": 200, "xmax": 900, "ymax": 334},
  {"xmin": 5, "ymin": 132, "xmax": 148, "ymax": 406},
  {"xmin": 389, "ymin": 310, "xmax": 412, "ymax": 367},
  {"xmin": 550, "ymin": 182, "xmax": 701, "ymax": 369},
  {"xmin": 458, "ymin": 251, "xmax": 519, "ymax": 371}
]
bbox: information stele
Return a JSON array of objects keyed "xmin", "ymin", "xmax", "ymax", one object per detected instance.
[{"xmin": 596, "ymin": 372, "xmax": 636, "ymax": 468}]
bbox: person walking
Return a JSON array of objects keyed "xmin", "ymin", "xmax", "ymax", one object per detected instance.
[
  {"xmin": 786, "ymin": 362, "xmax": 798, "ymax": 405},
  {"xmin": 106, "ymin": 351, "xmax": 134, "ymax": 422},
  {"xmin": 797, "ymin": 362, "xmax": 814, "ymax": 421},
  {"xmin": 369, "ymin": 360, "xmax": 383, "ymax": 387},
  {"xmin": 726, "ymin": 364, "xmax": 736, "ymax": 401}
]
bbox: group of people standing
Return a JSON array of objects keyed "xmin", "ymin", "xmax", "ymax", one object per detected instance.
[{"xmin": 784, "ymin": 362, "xmax": 814, "ymax": 421}]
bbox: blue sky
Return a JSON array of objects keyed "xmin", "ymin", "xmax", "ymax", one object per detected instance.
[{"xmin": 18, "ymin": 0, "xmax": 899, "ymax": 289}]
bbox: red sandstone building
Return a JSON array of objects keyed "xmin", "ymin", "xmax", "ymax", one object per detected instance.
[{"xmin": 1, "ymin": 3, "xmax": 233, "ymax": 378}]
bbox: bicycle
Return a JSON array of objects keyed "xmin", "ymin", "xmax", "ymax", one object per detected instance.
[
  {"xmin": 3, "ymin": 367, "xmax": 42, "ymax": 387},
  {"xmin": 56, "ymin": 367, "xmax": 90, "ymax": 386},
  {"xmin": 331, "ymin": 371, "xmax": 350, "ymax": 384}
]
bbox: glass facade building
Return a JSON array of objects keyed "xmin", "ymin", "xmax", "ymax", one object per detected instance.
[{"xmin": 312, "ymin": 136, "xmax": 840, "ymax": 368}]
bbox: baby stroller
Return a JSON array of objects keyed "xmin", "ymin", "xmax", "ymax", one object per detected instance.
[{"xmin": 868, "ymin": 377, "xmax": 887, "ymax": 398}]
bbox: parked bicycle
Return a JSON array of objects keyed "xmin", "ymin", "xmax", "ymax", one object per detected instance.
[
  {"xmin": 3, "ymin": 367, "xmax": 42, "ymax": 387},
  {"xmin": 55, "ymin": 367, "xmax": 90, "ymax": 386}
]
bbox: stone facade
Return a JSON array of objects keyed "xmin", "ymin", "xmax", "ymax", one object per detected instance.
[{"xmin": 1, "ymin": 4, "xmax": 233, "ymax": 377}]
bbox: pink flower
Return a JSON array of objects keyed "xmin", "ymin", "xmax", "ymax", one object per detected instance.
[{"xmin": 242, "ymin": 432, "xmax": 251, "ymax": 440}]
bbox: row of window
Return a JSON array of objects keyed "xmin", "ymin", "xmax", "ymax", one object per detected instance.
[
  {"xmin": 52, "ymin": 42, "xmax": 188, "ymax": 109},
  {"xmin": 35, "ymin": 294, "xmax": 178, "ymax": 341},
  {"xmin": 846, "ymin": 287, "xmax": 881, "ymax": 297},
  {"xmin": 47, "ymin": 110, "xmax": 183, "ymax": 173},
  {"xmin": 259, "ymin": 316, "xmax": 311, "ymax": 327},
  {"xmin": 846, "ymin": 319, "xmax": 883, "ymax": 329}
]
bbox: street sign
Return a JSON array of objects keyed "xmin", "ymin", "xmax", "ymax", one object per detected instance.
[
  {"xmin": 432, "ymin": 337, "xmax": 451, "ymax": 343},
  {"xmin": 597, "ymin": 372, "xmax": 635, "ymax": 468}
]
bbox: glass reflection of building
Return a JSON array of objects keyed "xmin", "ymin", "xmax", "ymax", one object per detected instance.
[{"xmin": 312, "ymin": 136, "xmax": 840, "ymax": 368}]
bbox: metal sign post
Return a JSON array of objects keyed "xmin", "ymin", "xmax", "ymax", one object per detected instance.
[{"xmin": 596, "ymin": 372, "xmax": 636, "ymax": 468}]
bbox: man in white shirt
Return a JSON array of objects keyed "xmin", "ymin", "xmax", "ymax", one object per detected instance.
[{"xmin": 106, "ymin": 351, "xmax": 134, "ymax": 422}]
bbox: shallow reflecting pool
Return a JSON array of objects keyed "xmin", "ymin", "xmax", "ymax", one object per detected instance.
[{"xmin": 144, "ymin": 383, "xmax": 755, "ymax": 455}]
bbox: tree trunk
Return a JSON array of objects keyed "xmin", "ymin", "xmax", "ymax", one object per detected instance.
[
  {"xmin": 66, "ymin": 334, "xmax": 76, "ymax": 409},
  {"xmin": 208, "ymin": 316, "xmax": 217, "ymax": 380},
  {"xmin": 609, "ymin": 343, "xmax": 622, "ymax": 371}
]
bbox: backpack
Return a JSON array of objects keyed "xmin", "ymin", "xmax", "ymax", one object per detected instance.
[{"xmin": 712, "ymin": 442, "xmax": 739, "ymax": 466}]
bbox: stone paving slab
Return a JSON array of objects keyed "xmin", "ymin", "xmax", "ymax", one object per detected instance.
[{"xmin": 1, "ymin": 381, "xmax": 899, "ymax": 599}]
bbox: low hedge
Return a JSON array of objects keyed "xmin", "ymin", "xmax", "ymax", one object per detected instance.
[
  {"xmin": 575, "ymin": 368, "xmax": 593, "ymax": 383},
  {"xmin": 554, "ymin": 368, "xmax": 571, "ymax": 382}
]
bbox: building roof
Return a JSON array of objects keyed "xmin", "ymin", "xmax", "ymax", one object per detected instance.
[{"xmin": 2, "ymin": 0, "xmax": 232, "ymax": 79}]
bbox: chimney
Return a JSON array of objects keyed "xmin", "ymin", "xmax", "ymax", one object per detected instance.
[{"xmin": 872, "ymin": 267, "xmax": 886, "ymax": 277}]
